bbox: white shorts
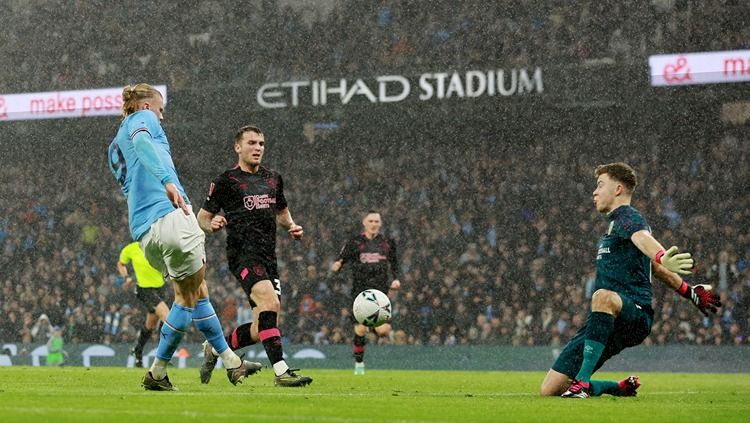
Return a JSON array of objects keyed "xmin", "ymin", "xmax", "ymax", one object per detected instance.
[{"xmin": 139, "ymin": 206, "xmax": 206, "ymax": 281}]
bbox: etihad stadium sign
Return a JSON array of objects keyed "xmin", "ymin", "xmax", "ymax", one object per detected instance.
[{"xmin": 256, "ymin": 68, "xmax": 544, "ymax": 109}]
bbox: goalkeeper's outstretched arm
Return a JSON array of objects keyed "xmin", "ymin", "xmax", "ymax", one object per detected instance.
[
  {"xmin": 631, "ymin": 230, "xmax": 694, "ymax": 275},
  {"xmin": 652, "ymin": 261, "xmax": 722, "ymax": 316}
]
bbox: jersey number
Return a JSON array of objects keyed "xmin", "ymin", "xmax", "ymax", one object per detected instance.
[{"xmin": 109, "ymin": 142, "xmax": 127, "ymax": 184}]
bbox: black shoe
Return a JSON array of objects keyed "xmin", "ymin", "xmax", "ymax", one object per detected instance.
[
  {"xmin": 274, "ymin": 369, "xmax": 313, "ymax": 387},
  {"xmin": 226, "ymin": 359, "xmax": 263, "ymax": 386},
  {"xmin": 199, "ymin": 341, "xmax": 218, "ymax": 384},
  {"xmin": 142, "ymin": 371, "xmax": 176, "ymax": 391},
  {"xmin": 131, "ymin": 346, "xmax": 144, "ymax": 368}
]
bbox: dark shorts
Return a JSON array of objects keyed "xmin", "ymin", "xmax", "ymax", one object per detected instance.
[
  {"xmin": 135, "ymin": 285, "xmax": 169, "ymax": 313},
  {"xmin": 552, "ymin": 293, "xmax": 653, "ymax": 378},
  {"xmin": 229, "ymin": 255, "xmax": 281, "ymax": 307},
  {"xmin": 351, "ymin": 279, "xmax": 390, "ymax": 299}
]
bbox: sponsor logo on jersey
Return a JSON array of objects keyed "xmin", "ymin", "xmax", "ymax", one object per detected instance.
[
  {"xmin": 359, "ymin": 252, "xmax": 386, "ymax": 263},
  {"xmin": 596, "ymin": 245, "xmax": 610, "ymax": 260},
  {"xmin": 244, "ymin": 194, "xmax": 276, "ymax": 211}
]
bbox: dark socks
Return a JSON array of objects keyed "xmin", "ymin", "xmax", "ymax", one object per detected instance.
[
  {"xmin": 258, "ymin": 311, "xmax": 283, "ymax": 365},
  {"xmin": 575, "ymin": 311, "xmax": 615, "ymax": 383},
  {"xmin": 353, "ymin": 334, "xmax": 367, "ymax": 362},
  {"xmin": 135, "ymin": 327, "xmax": 153, "ymax": 353},
  {"xmin": 226, "ymin": 322, "xmax": 256, "ymax": 350}
]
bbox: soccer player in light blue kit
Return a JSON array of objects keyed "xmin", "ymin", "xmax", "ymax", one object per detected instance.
[{"xmin": 108, "ymin": 83, "xmax": 261, "ymax": 390}]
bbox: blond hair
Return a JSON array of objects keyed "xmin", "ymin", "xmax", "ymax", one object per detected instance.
[{"xmin": 121, "ymin": 83, "xmax": 162, "ymax": 117}]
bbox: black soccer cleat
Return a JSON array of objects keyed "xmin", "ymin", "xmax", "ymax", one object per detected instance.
[
  {"xmin": 130, "ymin": 345, "xmax": 144, "ymax": 368},
  {"xmin": 226, "ymin": 359, "xmax": 263, "ymax": 386},
  {"xmin": 142, "ymin": 371, "xmax": 176, "ymax": 391},
  {"xmin": 274, "ymin": 368, "xmax": 313, "ymax": 387},
  {"xmin": 199, "ymin": 341, "xmax": 218, "ymax": 384}
]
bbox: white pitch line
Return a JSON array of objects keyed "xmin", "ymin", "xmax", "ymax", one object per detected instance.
[{"xmin": 0, "ymin": 406, "xmax": 454, "ymax": 423}]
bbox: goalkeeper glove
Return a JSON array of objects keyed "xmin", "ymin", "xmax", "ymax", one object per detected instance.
[
  {"xmin": 677, "ymin": 281, "xmax": 721, "ymax": 316},
  {"xmin": 655, "ymin": 246, "xmax": 694, "ymax": 275}
]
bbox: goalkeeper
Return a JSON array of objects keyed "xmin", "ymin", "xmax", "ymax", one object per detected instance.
[{"xmin": 540, "ymin": 163, "xmax": 721, "ymax": 398}]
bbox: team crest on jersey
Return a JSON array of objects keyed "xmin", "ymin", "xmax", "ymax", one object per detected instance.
[
  {"xmin": 253, "ymin": 265, "xmax": 265, "ymax": 276},
  {"xmin": 264, "ymin": 177, "xmax": 278, "ymax": 190}
]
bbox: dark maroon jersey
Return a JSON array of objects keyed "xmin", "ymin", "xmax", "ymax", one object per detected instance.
[
  {"xmin": 202, "ymin": 165, "xmax": 288, "ymax": 262},
  {"xmin": 338, "ymin": 233, "xmax": 400, "ymax": 290}
]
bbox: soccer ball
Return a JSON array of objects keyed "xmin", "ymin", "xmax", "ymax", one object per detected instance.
[{"xmin": 353, "ymin": 289, "xmax": 392, "ymax": 328}]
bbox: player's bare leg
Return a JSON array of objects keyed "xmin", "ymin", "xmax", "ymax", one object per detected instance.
[{"xmin": 541, "ymin": 369, "xmax": 572, "ymax": 396}]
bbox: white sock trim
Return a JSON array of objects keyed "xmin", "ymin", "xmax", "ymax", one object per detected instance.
[
  {"xmin": 220, "ymin": 349, "xmax": 241, "ymax": 369},
  {"xmin": 149, "ymin": 358, "xmax": 168, "ymax": 379},
  {"xmin": 273, "ymin": 360, "xmax": 289, "ymax": 376}
]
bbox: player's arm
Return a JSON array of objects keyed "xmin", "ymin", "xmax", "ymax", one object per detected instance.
[
  {"xmin": 631, "ymin": 230, "xmax": 693, "ymax": 275},
  {"xmin": 117, "ymin": 247, "xmax": 134, "ymax": 290},
  {"xmin": 117, "ymin": 261, "xmax": 134, "ymax": 290},
  {"xmin": 276, "ymin": 208, "xmax": 303, "ymax": 240},
  {"xmin": 652, "ymin": 261, "xmax": 721, "ymax": 316},
  {"xmin": 130, "ymin": 124, "xmax": 187, "ymax": 214},
  {"xmin": 331, "ymin": 239, "xmax": 354, "ymax": 272},
  {"xmin": 197, "ymin": 208, "xmax": 226, "ymax": 234}
]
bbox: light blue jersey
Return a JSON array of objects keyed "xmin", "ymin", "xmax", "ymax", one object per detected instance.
[{"xmin": 108, "ymin": 110, "xmax": 189, "ymax": 241}]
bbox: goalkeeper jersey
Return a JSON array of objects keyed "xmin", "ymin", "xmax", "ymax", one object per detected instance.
[
  {"xmin": 594, "ymin": 205, "xmax": 652, "ymax": 306},
  {"xmin": 119, "ymin": 241, "xmax": 164, "ymax": 288}
]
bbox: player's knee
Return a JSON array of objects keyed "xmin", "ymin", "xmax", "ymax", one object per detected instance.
[
  {"xmin": 376, "ymin": 324, "xmax": 391, "ymax": 337},
  {"xmin": 591, "ymin": 289, "xmax": 619, "ymax": 311},
  {"xmin": 257, "ymin": 295, "xmax": 280, "ymax": 312},
  {"xmin": 539, "ymin": 381, "xmax": 558, "ymax": 396}
]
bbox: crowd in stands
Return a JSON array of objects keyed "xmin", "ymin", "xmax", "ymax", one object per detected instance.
[
  {"xmin": 1, "ymin": 0, "xmax": 749, "ymax": 93},
  {"xmin": 1, "ymin": 0, "xmax": 749, "ymax": 354},
  {"xmin": 1, "ymin": 108, "xmax": 749, "ymax": 351}
]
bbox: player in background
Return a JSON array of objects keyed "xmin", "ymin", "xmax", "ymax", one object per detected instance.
[
  {"xmin": 197, "ymin": 125, "xmax": 312, "ymax": 387},
  {"xmin": 108, "ymin": 84, "xmax": 260, "ymax": 391},
  {"xmin": 331, "ymin": 210, "xmax": 401, "ymax": 375},
  {"xmin": 117, "ymin": 241, "xmax": 170, "ymax": 368},
  {"xmin": 540, "ymin": 162, "xmax": 721, "ymax": 398}
]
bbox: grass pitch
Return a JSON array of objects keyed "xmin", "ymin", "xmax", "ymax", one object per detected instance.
[{"xmin": 1, "ymin": 367, "xmax": 748, "ymax": 422}]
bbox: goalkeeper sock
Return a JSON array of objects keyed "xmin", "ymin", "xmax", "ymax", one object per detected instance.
[
  {"xmin": 226, "ymin": 322, "xmax": 256, "ymax": 350},
  {"xmin": 590, "ymin": 380, "xmax": 620, "ymax": 396},
  {"xmin": 575, "ymin": 311, "xmax": 614, "ymax": 383},
  {"xmin": 151, "ymin": 303, "xmax": 193, "ymax": 379}
]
